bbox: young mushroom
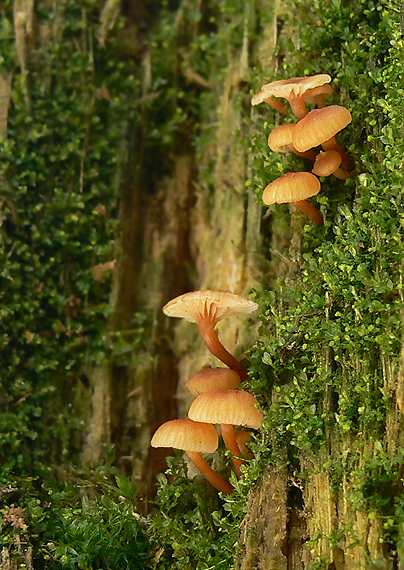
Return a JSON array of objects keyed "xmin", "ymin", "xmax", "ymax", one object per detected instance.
[
  {"xmin": 252, "ymin": 74, "xmax": 332, "ymax": 120},
  {"xmin": 163, "ymin": 290, "xmax": 258, "ymax": 380},
  {"xmin": 312, "ymin": 150, "xmax": 350, "ymax": 180},
  {"xmin": 151, "ymin": 418, "xmax": 234, "ymax": 495},
  {"xmin": 186, "ymin": 367, "xmax": 241, "ymax": 397},
  {"xmin": 292, "ymin": 105, "xmax": 353, "ymax": 171},
  {"xmin": 303, "ymin": 83, "xmax": 333, "ymax": 109},
  {"xmin": 235, "ymin": 429, "xmax": 254, "ymax": 459},
  {"xmin": 262, "ymin": 171, "xmax": 323, "ymax": 226},
  {"xmin": 188, "ymin": 389, "xmax": 263, "ymax": 477}
]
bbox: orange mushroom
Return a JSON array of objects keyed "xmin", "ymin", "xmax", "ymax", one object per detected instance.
[
  {"xmin": 188, "ymin": 389, "xmax": 263, "ymax": 477},
  {"xmin": 268, "ymin": 124, "xmax": 317, "ymax": 161},
  {"xmin": 151, "ymin": 418, "xmax": 234, "ymax": 495},
  {"xmin": 186, "ymin": 368, "xmax": 241, "ymax": 397},
  {"xmin": 262, "ymin": 171, "xmax": 323, "ymax": 226},
  {"xmin": 163, "ymin": 290, "xmax": 258, "ymax": 380},
  {"xmin": 252, "ymin": 74, "xmax": 332, "ymax": 120},
  {"xmin": 292, "ymin": 105, "xmax": 352, "ymax": 171}
]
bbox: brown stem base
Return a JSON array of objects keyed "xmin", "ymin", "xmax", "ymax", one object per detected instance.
[
  {"xmin": 186, "ymin": 451, "xmax": 234, "ymax": 495},
  {"xmin": 293, "ymin": 200, "xmax": 324, "ymax": 226}
]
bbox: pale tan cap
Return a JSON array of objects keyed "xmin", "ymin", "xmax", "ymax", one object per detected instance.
[
  {"xmin": 293, "ymin": 105, "xmax": 352, "ymax": 152},
  {"xmin": 252, "ymin": 74, "xmax": 331, "ymax": 106},
  {"xmin": 151, "ymin": 419, "xmax": 219, "ymax": 453},
  {"xmin": 262, "ymin": 172, "xmax": 321, "ymax": 205},
  {"xmin": 163, "ymin": 290, "xmax": 258, "ymax": 325},
  {"xmin": 186, "ymin": 368, "xmax": 241, "ymax": 397},
  {"xmin": 188, "ymin": 389, "xmax": 263, "ymax": 430}
]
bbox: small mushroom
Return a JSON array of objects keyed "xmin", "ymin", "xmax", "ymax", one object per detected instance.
[
  {"xmin": 252, "ymin": 74, "xmax": 332, "ymax": 120},
  {"xmin": 188, "ymin": 389, "xmax": 263, "ymax": 477},
  {"xmin": 303, "ymin": 84, "xmax": 333, "ymax": 109},
  {"xmin": 163, "ymin": 290, "xmax": 258, "ymax": 380},
  {"xmin": 268, "ymin": 124, "xmax": 317, "ymax": 161},
  {"xmin": 312, "ymin": 150, "xmax": 349, "ymax": 180},
  {"xmin": 186, "ymin": 368, "xmax": 241, "ymax": 397},
  {"xmin": 292, "ymin": 105, "xmax": 352, "ymax": 171},
  {"xmin": 151, "ymin": 418, "xmax": 234, "ymax": 495},
  {"xmin": 262, "ymin": 171, "xmax": 323, "ymax": 226}
]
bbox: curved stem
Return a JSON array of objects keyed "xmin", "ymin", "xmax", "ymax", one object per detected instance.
[
  {"xmin": 186, "ymin": 451, "xmax": 234, "ymax": 495},
  {"xmin": 288, "ymin": 144, "xmax": 317, "ymax": 161},
  {"xmin": 197, "ymin": 320, "xmax": 248, "ymax": 380},
  {"xmin": 289, "ymin": 96, "xmax": 308, "ymax": 120},
  {"xmin": 221, "ymin": 424, "xmax": 243, "ymax": 478},
  {"xmin": 264, "ymin": 96, "xmax": 288, "ymax": 115},
  {"xmin": 293, "ymin": 200, "xmax": 323, "ymax": 226}
]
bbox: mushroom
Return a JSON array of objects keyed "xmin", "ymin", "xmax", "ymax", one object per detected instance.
[
  {"xmin": 188, "ymin": 389, "xmax": 263, "ymax": 477},
  {"xmin": 252, "ymin": 74, "xmax": 332, "ymax": 120},
  {"xmin": 151, "ymin": 418, "xmax": 234, "ymax": 495},
  {"xmin": 303, "ymin": 84, "xmax": 333, "ymax": 109},
  {"xmin": 268, "ymin": 123, "xmax": 317, "ymax": 161},
  {"xmin": 163, "ymin": 290, "xmax": 258, "ymax": 380},
  {"xmin": 292, "ymin": 105, "xmax": 352, "ymax": 171},
  {"xmin": 312, "ymin": 150, "xmax": 349, "ymax": 180},
  {"xmin": 186, "ymin": 367, "xmax": 241, "ymax": 397},
  {"xmin": 262, "ymin": 171, "xmax": 323, "ymax": 226}
]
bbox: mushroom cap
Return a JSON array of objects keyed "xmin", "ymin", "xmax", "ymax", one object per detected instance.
[
  {"xmin": 252, "ymin": 74, "xmax": 331, "ymax": 106},
  {"xmin": 151, "ymin": 419, "xmax": 219, "ymax": 453},
  {"xmin": 186, "ymin": 368, "xmax": 241, "ymax": 397},
  {"xmin": 268, "ymin": 124, "xmax": 296, "ymax": 152},
  {"xmin": 188, "ymin": 389, "xmax": 263, "ymax": 430},
  {"xmin": 162, "ymin": 290, "xmax": 258, "ymax": 325},
  {"xmin": 312, "ymin": 150, "xmax": 342, "ymax": 177},
  {"xmin": 292, "ymin": 105, "xmax": 352, "ymax": 152},
  {"xmin": 262, "ymin": 172, "xmax": 321, "ymax": 206}
]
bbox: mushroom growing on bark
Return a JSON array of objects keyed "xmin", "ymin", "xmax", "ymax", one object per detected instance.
[
  {"xmin": 163, "ymin": 290, "xmax": 258, "ymax": 380},
  {"xmin": 252, "ymin": 74, "xmax": 332, "ymax": 119},
  {"xmin": 262, "ymin": 171, "xmax": 323, "ymax": 226},
  {"xmin": 186, "ymin": 368, "xmax": 241, "ymax": 397},
  {"xmin": 188, "ymin": 389, "xmax": 263, "ymax": 477},
  {"xmin": 292, "ymin": 105, "xmax": 352, "ymax": 171},
  {"xmin": 151, "ymin": 418, "xmax": 234, "ymax": 495}
]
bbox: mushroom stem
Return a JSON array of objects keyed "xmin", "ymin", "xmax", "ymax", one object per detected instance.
[
  {"xmin": 220, "ymin": 424, "xmax": 244, "ymax": 478},
  {"xmin": 288, "ymin": 144, "xmax": 317, "ymax": 161},
  {"xmin": 322, "ymin": 137, "xmax": 352, "ymax": 171},
  {"xmin": 186, "ymin": 451, "xmax": 234, "ymax": 495},
  {"xmin": 289, "ymin": 96, "xmax": 308, "ymax": 120},
  {"xmin": 197, "ymin": 320, "xmax": 249, "ymax": 380},
  {"xmin": 293, "ymin": 200, "xmax": 324, "ymax": 225}
]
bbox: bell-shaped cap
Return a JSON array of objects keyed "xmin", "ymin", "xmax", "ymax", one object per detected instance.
[
  {"xmin": 151, "ymin": 419, "xmax": 219, "ymax": 453},
  {"xmin": 268, "ymin": 124, "xmax": 296, "ymax": 152},
  {"xmin": 186, "ymin": 368, "xmax": 241, "ymax": 397},
  {"xmin": 312, "ymin": 150, "xmax": 342, "ymax": 176},
  {"xmin": 163, "ymin": 290, "xmax": 258, "ymax": 326},
  {"xmin": 293, "ymin": 105, "xmax": 352, "ymax": 152},
  {"xmin": 262, "ymin": 172, "xmax": 321, "ymax": 206},
  {"xmin": 188, "ymin": 389, "xmax": 263, "ymax": 430}
]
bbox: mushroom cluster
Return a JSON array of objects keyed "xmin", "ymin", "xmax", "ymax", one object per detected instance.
[
  {"xmin": 151, "ymin": 290, "xmax": 263, "ymax": 495},
  {"xmin": 252, "ymin": 74, "xmax": 353, "ymax": 225}
]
